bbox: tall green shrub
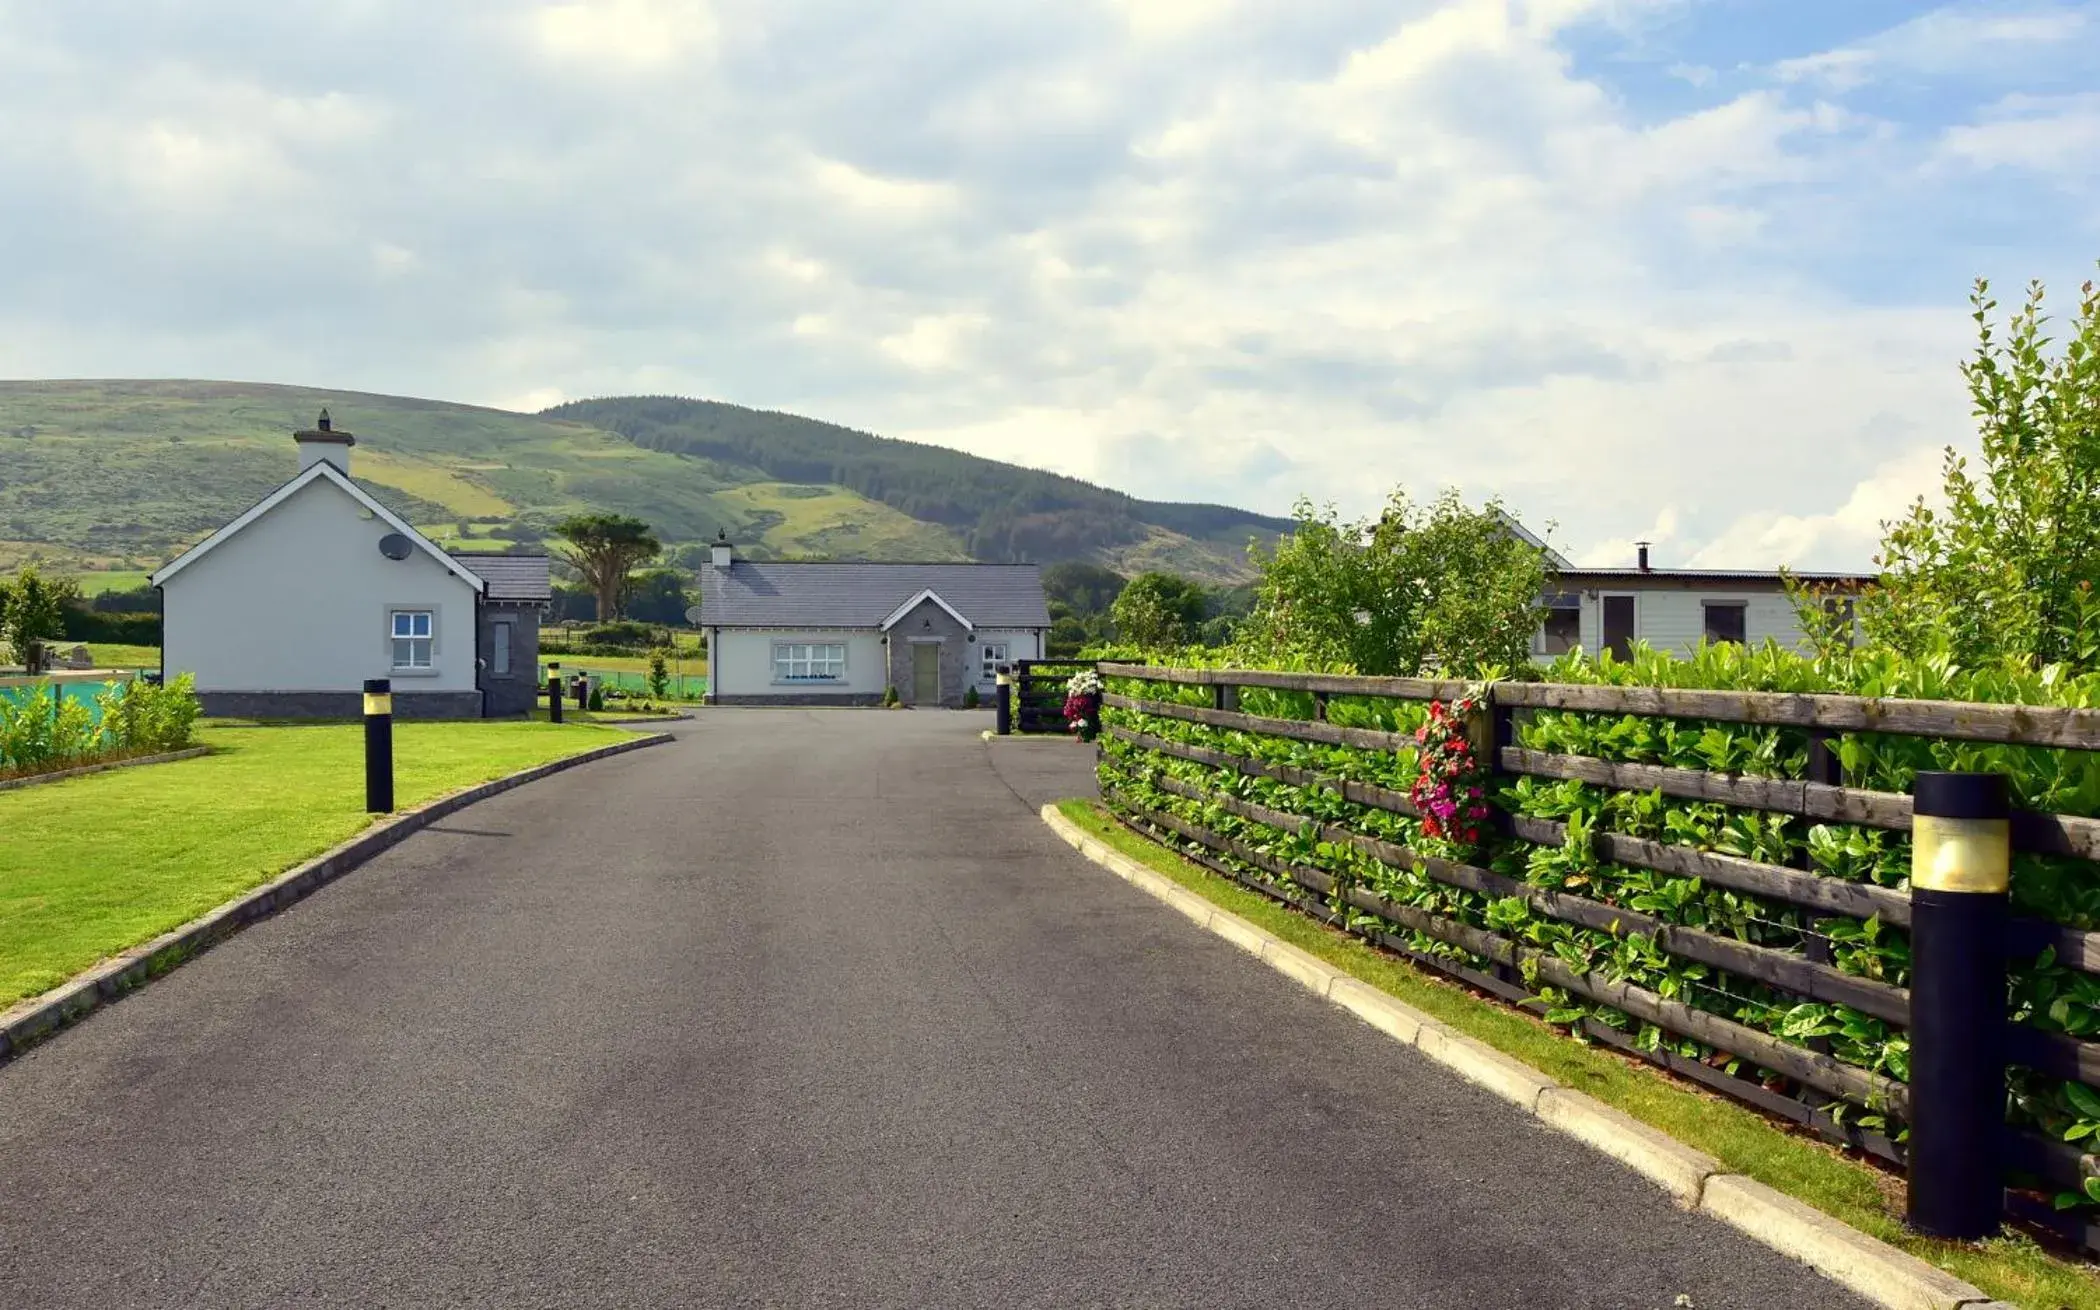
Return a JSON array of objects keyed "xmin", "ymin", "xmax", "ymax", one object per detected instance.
[
  {"xmin": 1240, "ymin": 490, "xmax": 1551, "ymax": 677},
  {"xmin": 1836, "ymin": 274, "xmax": 2100, "ymax": 672}
]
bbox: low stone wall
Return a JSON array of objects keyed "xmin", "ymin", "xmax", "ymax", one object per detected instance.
[{"xmin": 200, "ymin": 690, "xmax": 486, "ymax": 719}]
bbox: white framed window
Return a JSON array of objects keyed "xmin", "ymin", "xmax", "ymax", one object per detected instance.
[
  {"xmin": 492, "ymin": 621, "xmax": 513, "ymax": 676},
  {"xmin": 773, "ymin": 641, "xmax": 846, "ymax": 682},
  {"xmin": 391, "ymin": 609, "xmax": 434, "ymax": 671},
  {"xmin": 979, "ymin": 641, "xmax": 1009, "ymax": 683}
]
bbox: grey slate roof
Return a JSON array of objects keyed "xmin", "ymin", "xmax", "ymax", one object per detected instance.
[
  {"xmin": 452, "ymin": 552, "xmax": 553, "ymax": 602},
  {"xmin": 698, "ymin": 562, "xmax": 1051, "ymax": 630}
]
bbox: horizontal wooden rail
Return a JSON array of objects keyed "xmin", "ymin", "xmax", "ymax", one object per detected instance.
[
  {"xmin": 1104, "ymin": 724, "xmax": 1419, "ymax": 815},
  {"xmin": 1503, "ymin": 747, "xmax": 2100, "ymax": 862},
  {"xmin": 1104, "ymin": 693, "xmax": 1412, "ymax": 752},
  {"xmin": 1110, "ymin": 718, "xmax": 2100, "ymax": 975},
  {"xmin": 1105, "ymin": 660, "xmax": 2100, "ymax": 749},
  {"xmin": 1105, "ymin": 720, "xmax": 1914, "ymax": 925},
  {"xmin": 1144, "ymin": 774, "xmax": 1911, "ymax": 1025},
  {"xmin": 1507, "ymin": 814, "xmax": 1910, "ymax": 926},
  {"xmin": 1495, "ymin": 682, "xmax": 2100, "ymax": 751},
  {"xmin": 1099, "ymin": 662, "xmax": 1469, "ymax": 701},
  {"xmin": 1108, "ymin": 790, "xmax": 1907, "ymax": 1115}
]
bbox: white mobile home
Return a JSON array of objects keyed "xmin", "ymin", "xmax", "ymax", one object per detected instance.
[{"xmin": 1535, "ymin": 546, "xmax": 1868, "ymax": 661}]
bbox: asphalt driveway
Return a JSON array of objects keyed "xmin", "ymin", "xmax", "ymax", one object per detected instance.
[{"xmin": 0, "ymin": 709, "xmax": 1866, "ymax": 1308}]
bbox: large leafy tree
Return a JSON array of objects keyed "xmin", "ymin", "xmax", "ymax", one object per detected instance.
[
  {"xmin": 1241, "ymin": 490, "xmax": 1551, "ymax": 677},
  {"xmin": 0, "ymin": 566, "xmax": 79, "ymax": 673},
  {"xmin": 1844, "ymin": 275, "xmax": 2100, "ymax": 671},
  {"xmin": 1109, "ymin": 571, "xmax": 1209, "ymax": 650},
  {"xmin": 552, "ymin": 514, "xmax": 661, "ymax": 621}
]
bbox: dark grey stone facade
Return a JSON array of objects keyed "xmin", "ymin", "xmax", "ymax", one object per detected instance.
[
  {"xmin": 884, "ymin": 597, "xmax": 971, "ymax": 707},
  {"xmin": 199, "ymin": 690, "xmax": 486, "ymax": 720},
  {"xmin": 478, "ymin": 603, "xmax": 543, "ymax": 717}
]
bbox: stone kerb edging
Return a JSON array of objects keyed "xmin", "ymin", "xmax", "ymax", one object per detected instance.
[
  {"xmin": 0, "ymin": 745, "xmax": 213, "ymax": 794},
  {"xmin": 0, "ymin": 731, "xmax": 674, "ymax": 1067},
  {"xmin": 1040, "ymin": 804, "xmax": 2009, "ymax": 1310}
]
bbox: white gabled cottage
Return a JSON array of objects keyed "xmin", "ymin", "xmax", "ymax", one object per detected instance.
[
  {"xmin": 695, "ymin": 535, "xmax": 1052, "ymax": 707},
  {"xmin": 151, "ymin": 411, "xmax": 552, "ymax": 719}
]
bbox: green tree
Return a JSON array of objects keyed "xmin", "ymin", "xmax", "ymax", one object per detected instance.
[
  {"xmin": 1110, "ymin": 571, "xmax": 1208, "ymax": 650},
  {"xmin": 552, "ymin": 514, "xmax": 661, "ymax": 621},
  {"xmin": 0, "ymin": 566, "xmax": 79, "ymax": 673},
  {"xmin": 1241, "ymin": 490, "xmax": 1551, "ymax": 676},
  {"xmin": 1041, "ymin": 561, "xmax": 1128, "ymax": 617},
  {"xmin": 647, "ymin": 648, "xmax": 671, "ymax": 700},
  {"xmin": 624, "ymin": 568, "xmax": 692, "ymax": 627},
  {"xmin": 1840, "ymin": 274, "xmax": 2100, "ymax": 671}
]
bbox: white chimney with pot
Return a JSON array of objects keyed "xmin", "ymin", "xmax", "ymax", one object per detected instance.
[
  {"xmin": 294, "ymin": 408, "xmax": 354, "ymax": 474},
  {"xmin": 711, "ymin": 529, "xmax": 734, "ymax": 569}
]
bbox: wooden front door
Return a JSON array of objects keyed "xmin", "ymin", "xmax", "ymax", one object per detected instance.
[{"xmin": 912, "ymin": 643, "xmax": 939, "ymax": 704}]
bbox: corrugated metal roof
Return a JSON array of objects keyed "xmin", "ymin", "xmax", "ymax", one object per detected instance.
[
  {"xmin": 697, "ymin": 561, "xmax": 1051, "ymax": 629},
  {"xmin": 452, "ymin": 552, "xmax": 552, "ymax": 601},
  {"xmin": 1555, "ymin": 568, "xmax": 1872, "ymax": 584}
]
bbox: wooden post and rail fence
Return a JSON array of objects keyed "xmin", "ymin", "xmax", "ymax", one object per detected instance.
[{"xmin": 1071, "ymin": 658, "xmax": 2100, "ymax": 1249}]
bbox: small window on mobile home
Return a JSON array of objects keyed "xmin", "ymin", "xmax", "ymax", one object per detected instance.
[
  {"xmin": 1540, "ymin": 604, "xmax": 1581, "ymax": 655},
  {"xmin": 1703, "ymin": 601, "xmax": 1748, "ymax": 646}
]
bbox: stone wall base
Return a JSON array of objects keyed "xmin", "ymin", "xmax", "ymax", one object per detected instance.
[{"xmin": 200, "ymin": 690, "xmax": 487, "ymax": 720}]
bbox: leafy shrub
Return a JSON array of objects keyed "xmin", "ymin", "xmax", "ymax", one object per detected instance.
[
  {"xmin": 962, "ymin": 684, "xmax": 980, "ymax": 709},
  {"xmin": 60, "ymin": 608, "xmax": 161, "ymax": 645},
  {"xmin": 0, "ymin": 673, "xmax": 197, "ymax": 775},
  {"xmin": 582, "ymin": 621, "xmax": 657, "ymax": 649},
  {"xmin": 587, "ymin": 686, "xmax": 605, "ymax": 711},
  {"xmin": 883, "ymin": 685, "xmax": 900, "ymax": 707},
  {"xmin": 647, "ymin": 648, "xmax": 671, "ymax": 699}
]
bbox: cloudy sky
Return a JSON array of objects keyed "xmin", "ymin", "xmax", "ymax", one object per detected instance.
[{"xmin": 3, "ymin": 1, "xmax": 2096, "ymax": 568}]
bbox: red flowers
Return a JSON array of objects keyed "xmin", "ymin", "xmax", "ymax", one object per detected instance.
[{"xmin": 1409, "ymin": 694, "xmax": 1492, "ymax": 850}]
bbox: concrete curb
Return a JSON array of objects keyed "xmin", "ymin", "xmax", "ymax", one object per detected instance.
[
  {"xmin": 980, "ymin": 729, "xmax": 1078, "ymax": 744},
  {"xmin": 0, "ymin": 744, "xmax": 213, "ymax": 794},
  {"xmin": 0, "ymin": 729, "xmax": 675, "ymax": 1068},
  {"xmin": 1040, "ymin": 803, "xmax": 2005, "ymax": 1310}
]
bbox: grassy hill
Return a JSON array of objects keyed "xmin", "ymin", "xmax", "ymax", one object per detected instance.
[{"xmin": 0, "ymin": 380, "xmax": 1292, "ymax": 584}]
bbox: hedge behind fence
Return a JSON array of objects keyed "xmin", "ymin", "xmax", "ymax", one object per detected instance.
[{"xmin": 1095, "ymin": 648, "xmax": 2100, "ymax": 1248}]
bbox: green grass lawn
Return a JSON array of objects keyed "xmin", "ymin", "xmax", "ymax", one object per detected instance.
[
  {"xmin": 1056, "ymin": 799, "xmax": 2100, "ymax": 1310},
  {"xmin": 66, "ymin": 571, "xmax": 154, "ymax": 595},
  {"xmin": 0, "ymin": 720, "xmax": 630, "ymax": 1008},
  {"xmin": 87, "ymin": 643, "xmax": 160, "ymax": 668}
]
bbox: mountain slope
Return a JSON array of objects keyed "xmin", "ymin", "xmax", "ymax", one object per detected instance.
[{"xmin": 0, "ymin": 380, "xmax": 1292, "ymax": 583}]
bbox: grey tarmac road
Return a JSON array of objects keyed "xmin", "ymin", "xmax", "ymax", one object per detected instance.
[{"xmin": 0, "ymin": 710, "xmax": 1869, "ymax": 1309}]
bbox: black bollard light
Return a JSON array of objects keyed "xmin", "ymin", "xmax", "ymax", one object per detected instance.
[
  {"xmin": 1906, "ymin": 770, "xmax": 2011, "ymax": 1240},
  {"xmin": 995, "ymin": 666, "xmax": 1012, "ymax": 735},
  {"xmin": 363, "ymin": 677, "xmax": 394, "ymax": 814},
  {"xmin": 547, "ymin": 661, "xmax": 563, "ymax": 724}
]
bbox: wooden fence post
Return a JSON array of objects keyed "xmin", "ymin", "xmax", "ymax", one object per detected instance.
[{"xmin": 1906, "ymin": 770, "xmax": 2010, "ymax": 1240}]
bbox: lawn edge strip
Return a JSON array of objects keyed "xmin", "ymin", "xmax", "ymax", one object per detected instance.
[
  {"xmin": 0, "ymin": 745, "xmax": 212, "ymax": 794},
  {"xmin": 0, "ymin": 729, "xmax": 673, "ymax": 1067},
  {"xmin": 1040, "ymin": 801, "xmax": 2002, "ymax": 1310}
]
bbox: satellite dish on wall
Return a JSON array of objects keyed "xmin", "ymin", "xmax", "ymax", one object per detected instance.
[
  {"xmin": 377, "ymin": 533, "xmax": 414, "ymax": 561},
  {"xmin": 684, "ymin": 604, "xmax": 704, "ymax": 626}
]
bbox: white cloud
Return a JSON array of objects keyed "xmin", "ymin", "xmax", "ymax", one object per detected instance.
[
  {"xmin": 1937, "ymin": 92, "xmax": 2100, "ymax": 176},
  {"xmin": 526, "ymin": 0, "xmax": 717, "ymax": 71},
  {"xmin": 0, "ymin": 0, "xmax": 2084, "ymax": 572},
  {"xmin": 1774, "ymin": 5, "xmax": 2091, "ymax": 89}
]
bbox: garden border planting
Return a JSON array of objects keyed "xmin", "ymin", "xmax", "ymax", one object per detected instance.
[
  {"xmin": 0, "ymin": 729, "xmax": 672, "ymax": 1067},
  {"xmin": 1095, "ymin": 658, "xmax": 2100, "ymax": 1253}
]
